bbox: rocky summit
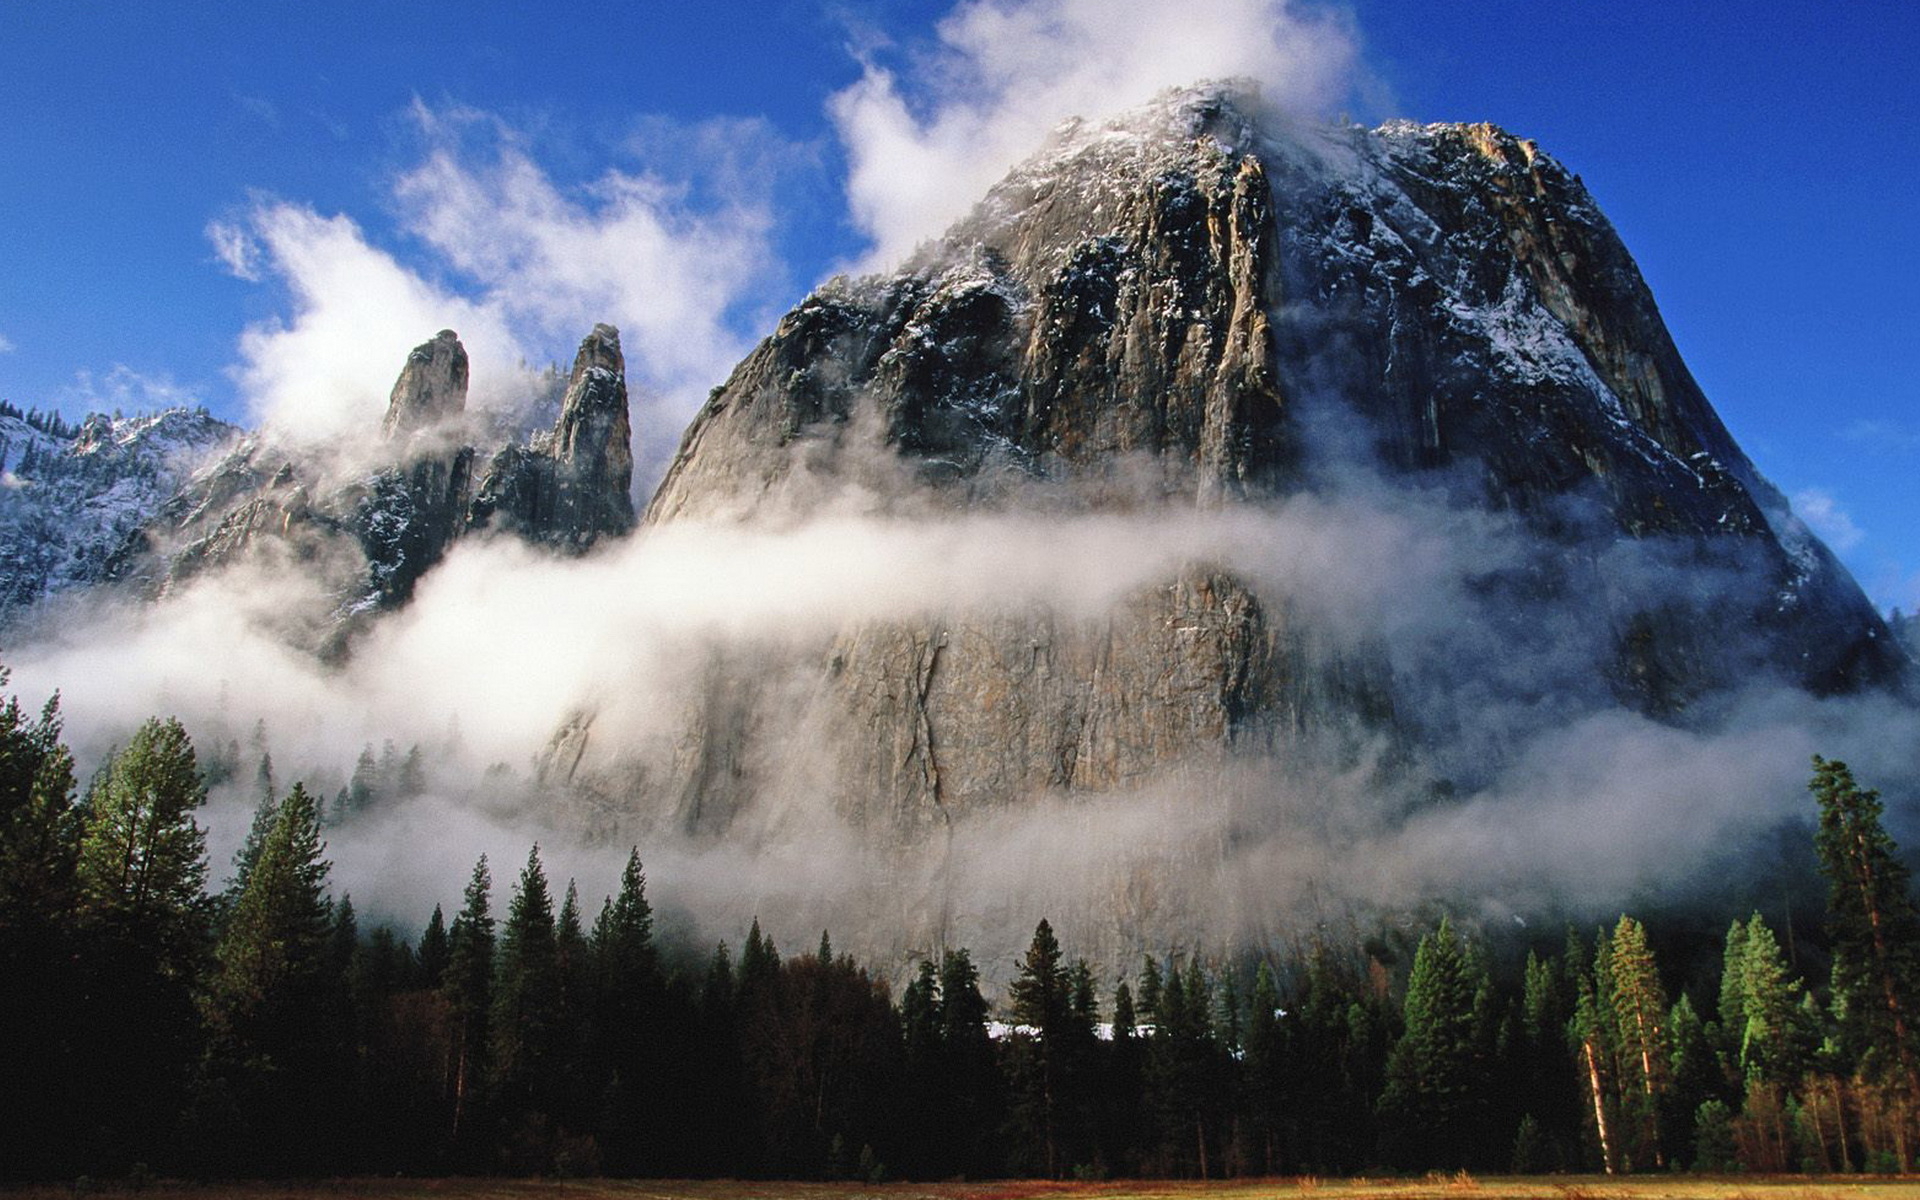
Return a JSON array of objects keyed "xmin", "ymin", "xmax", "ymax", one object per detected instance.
[
  {"xmin": 470, "ymin": 323, "xmax": 636, "ymax": 549},
  {"xmin": 381, "ymin": 328, "xmax": 469, "ymax": 440},
  {"xmin": 0, "ymin": 84, "xmax": 1907, "ymax": 961},
  {"xmin": 599, "ymin": 85, "xmax": 1902, "ymax": 852},
  {"xmin": 92, "ymin": 323, "xmax": 637, "ymax": 649}
]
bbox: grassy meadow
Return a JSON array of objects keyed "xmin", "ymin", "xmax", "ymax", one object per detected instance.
[{"xmin": 16, "ymin": 1176, "xmax": 1920, "ymax": 1200}]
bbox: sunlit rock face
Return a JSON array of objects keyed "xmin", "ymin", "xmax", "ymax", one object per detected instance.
[
  {"xmin": 621, "ymin": 84, "xmax": 1901, "ymax": 844},
  {"xmin": 381, "ymin": 329, "xmax": 469, "ymax": 441}
]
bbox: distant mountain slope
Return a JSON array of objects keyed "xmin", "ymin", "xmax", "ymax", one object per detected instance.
[
  {"xmin": 101, "ymin": 324, "xmax": 635, "ymax": 652},
  {"xmin": 0, "ymin": 405, "xmax": 240, "ymax": 617}
]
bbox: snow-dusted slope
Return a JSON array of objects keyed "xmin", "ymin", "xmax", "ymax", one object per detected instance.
[
  {"xmin": 625, "ymin": 83, "xmax": 1901, "ymax": 845},
  {"xmin": 0, "ymin": 407, "xmax": 240, "ymax": 617}
]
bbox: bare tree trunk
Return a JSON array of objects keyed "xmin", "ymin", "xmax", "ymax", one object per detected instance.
[{"xmin": 1584, "ymin": 1037, "xmax": 1616, "ymax": 1174}]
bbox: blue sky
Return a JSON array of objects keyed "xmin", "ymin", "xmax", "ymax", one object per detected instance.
[{"xmin": 1, "ymin": 1, "xmax": 1915, "ymax": 607}]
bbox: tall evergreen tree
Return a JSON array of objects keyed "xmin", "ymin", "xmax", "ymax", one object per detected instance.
[
  {"xmin": 899, "ymin": 958, "xmax": 945, "ymax": 1176},
  {"xmin": 201, "ymin": 782, "xmax": 339, "ymax": 1172},
  {"xmin": 417, "ymin": 903, "xmax": 450, "ymax": 988},
  {"xmin": 1664, "ymin": 992, "xmax": 1723, "ymax": 1169},
  {"xmin": 1379, "ymin": 916, "xmax": 1485, "ymax": 1169},
  {"xmin": 226, "ymin": 789, "xmax": 280, "ymax": 901},
  {"xmin": 1517, "ymin": 948, "xmax": 1580, "ymax": 1170},
  {"xmin": 76, "ymin": 716, "xmax": 209, "ymax": 970},
  {"xmin": 938, "ymin": 947, "xmax": 1001, "ymax": 1177},
  {"xmin": 64, "ymin": 717, "xmax": 211, "ymax": 1171},
  {"xmin": 1569, "ymin": 937, "xmax": 1620, "ymax": 1174},
  {"xmin": 1107, "ymin": 978, "xmax": 1148, "ymax": 1174},
  {"xmin": 1146, "ymin": 957, "xmax": 1227, "ymax": 1177},
  {"xmin": 1727, "ymin": 912, "xmax": 1808, "ymax": 1087},
  {"xmin": 1008, "ymin": 919, "xmax": 1074, "ymax": 1176},
  {"xmin": 0, "ymin": 679, "xmax": 84, "ymax": 1177},
  {"xmin": 1811, "ymin": 756, "xmax": 1920, "ymax": 1103},
  {"xmin": 592, "ymin": 849, "xmax": 668, "ymax": 1172},
  {"xmin": 1606, "ymin": 915, "xmax": 1670, "ymax": 1168},
  {"xmin": 1242, "ymin": 964, "xmax": 1284, "ymax": 1173},
  {"xmin": 491, "ymin": 845, "xmax": 560, "ymax": 1128},
  {"xmin": 444, "ymin": 853, "xmax": 494, "ymax": 1153}
]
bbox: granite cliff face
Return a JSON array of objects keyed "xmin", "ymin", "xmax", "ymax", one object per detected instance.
[
  {"xmin": 470, "ymin": 324, "xmax": 636, "ymax": 548},
  {"xmin": 108, "ymin": 324, "xmax": 636, "ymax": 644},
  {"xmin": 614, "ymin": 86, "xmax": 1900, "ymax": 841}
]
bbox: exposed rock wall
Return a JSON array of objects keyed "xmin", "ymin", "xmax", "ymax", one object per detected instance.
[
  {"xmin": 619, "ymin": 87, "xmax": 1901, "ymax": 841},
  {"xmin": 381, "ymin": 329, "xmax": 469, "ymax": 440},
  {"xmin": 112, "ymin": 325, "xmax": 636, "ymax": 645},
  {"xmin": 469, "ymin": 324, "xmax": 635, "ymax": 549}
]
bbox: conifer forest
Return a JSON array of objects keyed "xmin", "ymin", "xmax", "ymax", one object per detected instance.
[{"xmin": 9, "ymin": 665, "xmax": 1920, "ymax": 1183}]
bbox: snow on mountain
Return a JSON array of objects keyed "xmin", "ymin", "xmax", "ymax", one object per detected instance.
[{"xmin": 0, "ymin": 406, "xmax": 241, "ymax": 618}]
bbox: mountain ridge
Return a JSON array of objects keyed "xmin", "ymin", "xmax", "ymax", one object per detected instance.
[{"xmin": 0, "ymin": 85, "xmax": 1906, "ymax": 966}]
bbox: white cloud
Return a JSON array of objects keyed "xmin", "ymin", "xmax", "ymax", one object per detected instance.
[
  {"xmin": 1792, "ymin": 486, "xmax": 1865, "ymax": 552},
  {"xmin": 394, "ymin": 103, "xmax": 777, "ymax": 413},
  {"xmin": 210, "ymin": 203, "xmax": 520, "ymax": 445},
  {"xmin": 61, "ymin": 364, "xmax": 200, "ymax": 415},
  {"xmin": 828, "ymin": 0, "xmax": 1360, "ymax": 267},
  {"xmin": 1839, "ymin": 418, "xmax": 1920, "ymax": 454},
  {"xmin": 210, "ymin": 103, "xmax": 790, "ymax": 457},
  {"xmin": 0, "ymin": 332, "xmax": 15, "ymax": 354}
]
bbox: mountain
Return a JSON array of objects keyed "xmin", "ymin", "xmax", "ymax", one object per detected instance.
[
  {"xmin": 611, "ymin": 85, "xmax": 1901, "ymax": 846},
  {"xmin": 0, "ymin": 84, "xmax": 1905, "ymax": 967},
  {"xmin": 0, "ymin": 404, "xmax": 240, "ymax": 618},
  {"xmin": 98, "ymin": 323, "xmax": 634, "ymax": 650}
]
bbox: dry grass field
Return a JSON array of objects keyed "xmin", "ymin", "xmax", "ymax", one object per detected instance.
[{"xmin": 16, "ymin": 1177, "xmax": 1920, "ymax": 1200}]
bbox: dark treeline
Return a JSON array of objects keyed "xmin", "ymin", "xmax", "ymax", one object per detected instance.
[
  {"xmin": 9, "ymin": 667, "xmax": 1920, "ymax": 1180},
  {"xmin": 0, "ymin": 400, "xmax": 83, "ymax": 441}
]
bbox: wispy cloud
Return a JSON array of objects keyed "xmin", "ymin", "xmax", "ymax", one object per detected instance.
[
  {"xmin": 0, "ymin": 332, "xmax": 14, "ymax": 354},
  {"xmin": 1791, "ymin": 486, "xmax": 1865, "ymax": 552},
  {"xmin": 828, "ymin": 0, "xmax": 1360, "ymax": 268},
  {"xmin": 1839, "ymin": 418, "xmax": 1920, "ymax": 454},
  {"xmin": 231, "ymin": 92, "xmax": 281, "ymax": 129},
  {"xmin": 60, "ymin": 364, "xmax": 200, "ymax": 415},
  {"xmin": 209, "ymin": 102, "xmax": 797, "ymax": 464}
]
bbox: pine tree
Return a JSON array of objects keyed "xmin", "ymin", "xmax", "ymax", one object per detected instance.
[
  {"xmin": 202, "ymin": 782, "xmax": 339, "ymax": 1171},
  {"xmin": 1242, "ymin": 963, "xmax": 1283, "ymax": 1173},
  {"xmin": 0, "ymin": 685, "xmax": 78, "ymax": 941},
  {"xmin": 899, "ymin": 958, "xmax": 943, "ymax": 1175},
  {"xmin": 417, "ymin": 903, "xmax": 450, "ymax": 987},
  {"xmin": 444, "ymin": 853, "xmax": 494, "ymax": 1150},
  {"xmin": 207, "ymin": 783, "xmax": 333, "ymax": 1027},
  {"xmin": 399, "ymin": 744, "xmax": 426, "ymax": 797},
  {"xmin": 0, "ymin": 679, "xmax": 84, "ymax": 1177},
  {"xmin": 1728, "ymin": 912, "xmax": 1807, "ymax": 1087},
  {"xmin": 1008, "ymin": 918, "xmax": 1073, "ymax": 1176},
  {"xmin": 227, "ymin": 790, "xmax": 280, "ymax": 903},
  {"xmin": 1380, "ymin": 916, "xmax": 1485, "ymax": 1169},
  {"xmin": 1518, "ymin": 948, "xmax": 1579, "ymax": 1169},
  {"xmin": 938, "ymin": 947, "xmax": 1000, "ymax": 1177},
  {"xmin": 491, "ymin": 845, "xmax": 560, "ymax": 1134},
  {"xmin": 348, "ymin": 744, "xmax": 378, "ymax": 813},
  {"xmin": 1664, "ymin": 993, "xmax": 1723, "ymax": 1169},
  {"xmin": 1811, "ymin": 756, "xmax": 1920, "ymax": 1104},
  {"xmin": 1570, "ymin": 948, "xmax": 1620, "ymax": 1174},
  {"xmin": 76, "ymin": 716, "xmax": 209, "ymax": 970},
  {"xmin": 253, "ymin": 752, "xmax": 276, "ymax": 807},
  {"xmin": 1606, "ymin": 915, "xmax": 1670, "ymax": 1168},
  {"xmin": 1108, "ymin": 978, "xmax": 1148, "ymax": 1174},
  {"xmin": 73, "ymin": 720, "xmax": 212, "ymax": 1170},
  {"xmin": 1147, "ymin": 957, "xmax": 1226, "ymax": 1176},
  {"xmin": 592, "ymin": 847, "xmax": 664, "ymax": 1172}
]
